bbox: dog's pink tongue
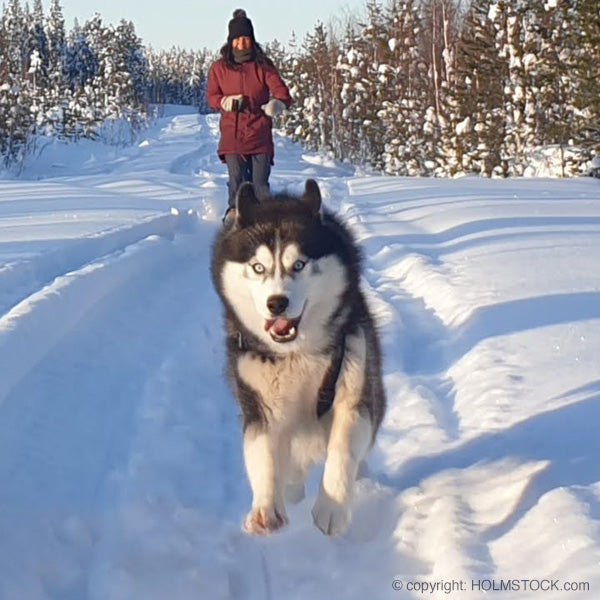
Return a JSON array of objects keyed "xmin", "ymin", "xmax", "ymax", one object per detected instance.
[{"xmin": 272, "ymin": 318, "xmax": 292, "ymax": 335}]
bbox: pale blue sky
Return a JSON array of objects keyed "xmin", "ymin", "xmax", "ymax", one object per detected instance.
[{"xmin": 61, "ymin": 0, "xmax": 366, "ymax": 51}]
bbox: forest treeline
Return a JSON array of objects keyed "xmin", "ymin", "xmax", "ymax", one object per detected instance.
[{"xmin": 2, "ymin": 0, "xmax": 599, "ymax": 176}]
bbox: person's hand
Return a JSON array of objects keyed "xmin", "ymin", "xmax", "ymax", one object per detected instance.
[
  {"xmin": 221, "ymin": 94, "xmax": 244, "ymax": 111},
  {"xmin": 261, "ymin": 99, "xmax": 286, "ymax": 117}
]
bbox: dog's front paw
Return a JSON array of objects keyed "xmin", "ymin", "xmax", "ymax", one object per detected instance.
[
  {"xmin": 312, "ymin": 491, "xmax": 350, "ymax": 536},
  {"xmin": 243, "ymin": 504, "xmax": 288, "ymax": 536}
]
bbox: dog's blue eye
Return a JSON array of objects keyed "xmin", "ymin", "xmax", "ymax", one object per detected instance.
[
  {"xmin": 252, "ymin": 263, "xmax": 265, "ymax": 274},
  {"xmin": 292, "ymin": 260, "xmax": 306, "ymax": 272}
]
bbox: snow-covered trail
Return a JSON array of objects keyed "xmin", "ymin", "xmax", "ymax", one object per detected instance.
[
  {"xmin": 0, "ymin": 113, "xmax": 398, "ymax": 600},
  {"xmin": 0, "ymin": 113, "xmax": 276, "ymax": 599},
  {"xmin": 1, "ymin": 110, "xmax": 599, "ymax": 599}
]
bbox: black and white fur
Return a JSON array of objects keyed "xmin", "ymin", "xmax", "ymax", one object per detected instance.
[{"xmin": 210, "ymin": 179, "xmax": 386, "ymax": 536}]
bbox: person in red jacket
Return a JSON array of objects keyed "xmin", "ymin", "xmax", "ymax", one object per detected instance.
[{"xmin": 207, "ymin": 9, "xmax": 293, "ymax": 222}]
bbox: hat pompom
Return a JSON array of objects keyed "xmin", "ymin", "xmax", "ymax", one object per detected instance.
[{"xmin": 233, "ymin": 9, "xmax": 247, "ymax": 19}]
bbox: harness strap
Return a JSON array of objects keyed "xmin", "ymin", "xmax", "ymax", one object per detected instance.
[
  {"xmin": 233, "ymin": 330, "xmax": 346, "ymax": 419},
  {"xmin": 317, "ymin": 336, "xmax": 346, "ymax": 418}
]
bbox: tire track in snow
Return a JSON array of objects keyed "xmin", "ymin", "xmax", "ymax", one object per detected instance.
[
  {"xmin": 85, "ymin": 225, "xmax": 272, "ymax": 600},
  {"xmin": 0, "ymin": 210, "xmax": 276, "ymax": 599},
  {"xmin": 0, "ymin": 233, "xmax": 195, "ymax": 599},
  {"xmin": 0, "ymin": 113, "xmax": 264, "ymax": 599},
  {"xmin": 0, "ymin": 233, "xmax": 184, "ymax": 408},
  {"xmin": 0, "ymin": 213, "xmax": 177, "ymax": 317}
]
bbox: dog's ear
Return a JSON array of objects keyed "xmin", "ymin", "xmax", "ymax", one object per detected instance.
[
  {"xmin": 302, "ymin": 179, "xmax": 321, "ymax": 216},
  {"xmin": 235, "ymin": 182, "xmax": 259, "ymax": 227}
]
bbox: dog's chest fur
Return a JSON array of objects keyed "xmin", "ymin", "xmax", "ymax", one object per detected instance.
[{"xmin": 237, "ymin": 351, "xmax": 330, "ymax": 425}]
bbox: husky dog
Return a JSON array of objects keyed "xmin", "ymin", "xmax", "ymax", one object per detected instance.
[{"xmin": 210, "ymin": 179, "xmax": 385, "ymax": 536}]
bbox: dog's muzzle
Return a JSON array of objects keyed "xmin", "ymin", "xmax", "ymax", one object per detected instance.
[
  {"xmin": 264, "ymin": 296, "xmax": 304, "ymax": 343},
  {"xmin": 264, "ymin": 315, "xmax": 301, "ymax": 343}
]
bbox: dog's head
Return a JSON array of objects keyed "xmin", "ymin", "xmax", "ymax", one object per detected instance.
[{"xmin": 212, "ymin": 180, "xmax": 360, "ymax": 353}]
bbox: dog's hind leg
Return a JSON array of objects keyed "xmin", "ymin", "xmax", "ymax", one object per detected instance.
[
  {"xmin": 285, "ymin": 482, "xmax": 306, "ymax": 504},
  {"xmin": 281, "ymin": 454, "xmax": 306, "ymax": 506},
  {"xmin": 242, "ymin": 424, "xmax": 289, "ymax": 535}
]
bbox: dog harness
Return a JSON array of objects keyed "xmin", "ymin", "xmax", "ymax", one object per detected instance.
[
  {"xmin": 316, "ymin": 339, "xmax": 346, "ymax": 418},
  {"xmin": 234, "ymin": 330, "xmax": 346, "ymax": 418}
]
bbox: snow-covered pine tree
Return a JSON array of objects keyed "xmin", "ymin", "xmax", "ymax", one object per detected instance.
[
  {"xmin": 378, "ymin": 0, "xmax": 430, "ymax": 175},
  {"xmin": 147, "ymin": 48, "xmax": 173, "ymax": 106},
  {"xmin": 494, "ymin": 0, "xmax": 534, "ymax": 175},
  {"xmin": 296, "ymin": 22, "xmax": 338, "ymax": 153},
  {"xmin": 531, "ymin": 0, "xmax": 600, "ymax": 175},
  {"xmin": 25, "ymin": 0, "xmax": 51, "ymax": 135},
  {"xmin": 4, "ymin": 0, "xmax": 27, "ymax": 77},
  {"xmin": 279, "ymin": 32, "xmax": 308, "ymax": 144},
  {"xmin": 1, "ymin": 0, "xmax": 34, "ymax": 165},
  {"xmin": 95, "ymin": 19, "xmax": 146, "ymax": 143},
  {"xmin": 419, "ymin": 0, "xmax": 459, "ymax": 175},
  {"xmin": 482, "ymin": 0, "xmax": 599, "ymax": 176},
  {"xmin": 144, "ymin": 47, "xmax": 211, "ymax": 110},
  {"xmin": 63, "ymin": 19, "xmax": 100, "ymax": 139},
  {"xmin": 187, "ymin": 50, "xmax": 209, "ymax": 111},
  {"xmin": 449, "ymin": 0, "xmax": 507, "ymax": 177},
  {"xmin": 46, "ymin": 0, "xmax": 66, "ymax": 79},
  {"xmin": 28, "ymin": 0, "xmax": 49, "ymax": 89},
  {"xmin": 76, "ymin": 13, "xmax": 109, "ymax": 137},
  {"xmin": 572, "ymin": 0, "xmax": 600, "ymax": 165},
  {"xmin": 79, "ymin": 14, "xmax": 148, "ymax": 144},
  {"xmin": 43, "ymin": 0, "xmax": 70, "ymax": 137},
  {"xmin": 115, "ymin": 19, "xmax": 147, "ymax": 111},
  {"xmin": 353, "ymin": 0, "xmax": 392, "ymax": 168},
  {"xmin": 264, "ymin": 38, "xmax": 285, "ymax": 70},
  {"xmin": 335, "ymin": 21, "xmax": 371, "ymax": 163},
  {"xmin": 0, "ymin": 18, "xmax": 11, "ymax": 160},
  {"xmin": 66, "ymin": 19, "xmax": 98, "ymax": 90}
]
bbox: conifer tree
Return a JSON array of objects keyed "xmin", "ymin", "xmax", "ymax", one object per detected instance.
[
  {"xmin": 450, "ymin": 0, "xmax": 507, "ymax": 176},
  {"xmin": 4, "ymin": 0, "xmax": 27, "ymax": 77},
  {"xmin": 46, "ymin": 0, "xmax": 66, "ymax": 87},
  {"xmin": 1, "ymin": 0, "xmax": 597, "ymax": 174},
  {"xmin": 1, "ymin": 0, "xmax": 33, "ymax": 164},
  {"xmin": 573, "ymin": 0, "xmax": 600, "ymax": 163},
  {"xmin": 335, "ymin": 23, "xmax": 370, "ymax": 163},
  {"xmin": 278, "ymin": 32, "xmax": 308, "ymax": 143},
  {"xmin": 0, "ymin": 20, "xmax": 12, "ymax": 161},
  {"xmin": 354, "ymin": 0, "xmax": 391, "ymax": 167},
  {"xmin": 66, "ymin": 18, "xmax": 97, "ymax": 89},
  {"xmin": 419, "ymin": 0, "xmax": 459, "ymax": 175},
  {"xmin": 298, "ymin": 22, "xmax": 337, "ymax": 153},
  {"xmin": 28, "ymin": 0, "xmax": 49, "ymax": 89},
  {"xmin": 533, "ymin": 0, "xmax": 600, "ymax": 174},
  {"xmin": 379, "ymin": 0, "xmax": 430, "ymax": 175}
]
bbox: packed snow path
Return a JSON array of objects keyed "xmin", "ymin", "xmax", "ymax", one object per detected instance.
[{"xmin": 1, "ymin": 110, "xmax": 599, "ymax": 600}]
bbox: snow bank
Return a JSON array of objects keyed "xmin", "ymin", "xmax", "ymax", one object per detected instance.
[{"xmin": 0, "ymin": 234, "xmax": 176, "ymax": 405}]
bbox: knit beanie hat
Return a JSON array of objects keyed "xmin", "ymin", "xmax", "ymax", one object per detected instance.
[{"xmin": 228, "ymin": 9, "xmax": 255, "ymax": 42}]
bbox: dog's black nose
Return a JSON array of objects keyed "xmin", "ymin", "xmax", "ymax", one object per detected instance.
[{"xmin": 267, "ymin": 295, "xmax": 289, "ymax": 316}]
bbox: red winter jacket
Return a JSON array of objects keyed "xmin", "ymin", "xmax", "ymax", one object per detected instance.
[{"xmin": 207, "ymin": 58, "xmax": 292, "ymax": 163}]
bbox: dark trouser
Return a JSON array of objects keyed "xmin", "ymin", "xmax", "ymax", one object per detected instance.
[{"xmin": 225, "ymin": 154, "xmax": 271, "ymax": 208}]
